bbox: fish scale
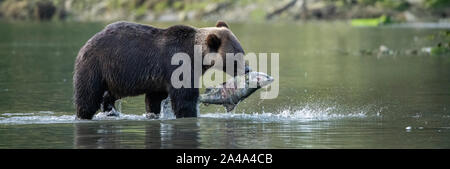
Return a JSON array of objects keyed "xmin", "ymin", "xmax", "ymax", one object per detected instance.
[{"xmin": 160, "ymin": 71, "xmax": 274, "ymax": 115}]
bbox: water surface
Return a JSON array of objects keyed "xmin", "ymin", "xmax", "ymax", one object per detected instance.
[{"xmin": 0, "ymin": 21, "xmax": 449, "ymax": 148}]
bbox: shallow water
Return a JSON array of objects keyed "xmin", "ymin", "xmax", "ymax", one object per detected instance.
[{"xmin": 0, "ymin": 21, "xmax": 449, "ymax": 148}]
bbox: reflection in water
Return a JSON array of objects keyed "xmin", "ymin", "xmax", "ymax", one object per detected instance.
[
  {"xmin": 74, "ymin": 120, "xmax": 200, "ymax": 149},
  {"xmin": 74, "ymin": 123, "xmax": 124, "ymax": 149},
  {"xmin": 145, "ymin": 120, "xmax": 200, "ymax": 149},
  {"xmin": 0, "ymin": 22, "xmax": 449, "ymax": 148},
  {"xmin": 0, "ymin": 114, "xmax": 449, "ymax": 148}
]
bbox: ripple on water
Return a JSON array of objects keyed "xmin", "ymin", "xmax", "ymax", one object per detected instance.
[
  {"xmin": 0, "ymin": 115, "xmax": 78, "ymax": 124},
  {"xmin": 0, "ymin": 106, "xmax": 371, "ymax": 125},
  {"xmin": 0, "ymin": 111, "xmax": 154, "ymax": 124},
  {"xmin": 1, "ymin": 111, "xmax": 54, "ymax": 117}
]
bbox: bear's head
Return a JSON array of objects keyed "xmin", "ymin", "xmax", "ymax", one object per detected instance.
[{"xmin": 196, "ymin": 21, "xmax": 250, "ymax": 77}]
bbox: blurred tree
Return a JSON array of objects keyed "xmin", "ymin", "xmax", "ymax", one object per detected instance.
[{"xmin": 425, "ymin": 0, "xmax": 450, "ymax": 9}]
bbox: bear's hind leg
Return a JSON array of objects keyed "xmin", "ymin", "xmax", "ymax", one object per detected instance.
[
  {"xmin": 145, "ymin": 92, "xmax": 168, "ymax": 119},
  {"xmin": 74, "ymin": 89, "xmax": 104, "ymax": 120},
  {"xmin": 74, "ymin": 70, "xmax": 105, "ymax": 120}
]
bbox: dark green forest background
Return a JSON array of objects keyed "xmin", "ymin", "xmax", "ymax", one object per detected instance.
[{"xmin": 0, "ymin": 0, "xmax": 448, "ymax": 22}]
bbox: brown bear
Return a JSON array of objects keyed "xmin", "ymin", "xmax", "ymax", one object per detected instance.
[{"xmin": 73, "ymin": 21, "xmax": 248, "ymax": 119}]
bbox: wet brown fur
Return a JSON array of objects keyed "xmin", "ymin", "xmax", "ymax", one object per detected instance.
[{"xmin": 73, "ymin": 21, "xmax": 245, "ymax": 119}]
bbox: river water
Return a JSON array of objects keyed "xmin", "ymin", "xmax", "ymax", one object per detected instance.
[{"xmin": 0, "ymin": 21, "xmax": 449, "ymax": 148}]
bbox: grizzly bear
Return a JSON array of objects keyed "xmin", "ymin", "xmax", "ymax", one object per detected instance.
[{"xmin": 73, "ymin": 21, "xmax": 248, "ymax": 119}]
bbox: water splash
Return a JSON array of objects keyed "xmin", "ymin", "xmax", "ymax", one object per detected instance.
[
  {"xmin": 201, "ymin": 106, "xmax": 368, "ymax": 122},
  {"xmin": 0, "ymin": 105, "xmax": 373, "ymax": 125}
]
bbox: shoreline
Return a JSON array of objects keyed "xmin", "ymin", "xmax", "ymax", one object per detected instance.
[{"xmin": 0, "ymin": 0, "xmax": 448, "ymax": 24}]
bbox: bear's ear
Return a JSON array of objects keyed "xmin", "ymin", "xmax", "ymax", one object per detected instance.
[
  {"xmin": 206, "ymin": 34, "xmax": 221, "ymax": 51},
  {"xmin": 216, "ymin": 21, "xmax": 229, "ymax": 29}
]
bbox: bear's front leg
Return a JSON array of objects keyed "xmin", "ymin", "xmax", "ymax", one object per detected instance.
[
  {"xmin": 169, "ymin": 88, "xmax": 199, "ymax": 118},
  {"xmin": 101, "ymin": 91, "xmax": 119, "ymax": 116},
  {"xmin": 145, "ymin": 92, "xmax": 168, "ymax": 119}
]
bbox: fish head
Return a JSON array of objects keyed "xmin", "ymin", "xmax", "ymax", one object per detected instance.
[{"xmin": 248, "ymin": 71, "xmax": 274, "ymax": 88}]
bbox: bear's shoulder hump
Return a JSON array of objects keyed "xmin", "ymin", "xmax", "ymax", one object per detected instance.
[
  {"xmin": 104, "ymin": 21, "xmax": 160, "ymax": 34},
  {"xmin": 164, "ymin": 25, "xmax": 197, "ymax": 36}
]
